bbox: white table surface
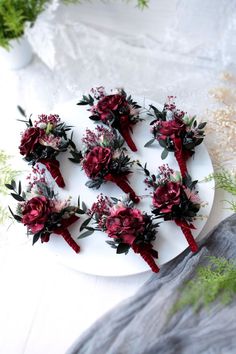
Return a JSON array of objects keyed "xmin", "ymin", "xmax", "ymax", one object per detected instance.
[{"xmin": 0, "ymin": 2, "xmax": 235, "ymax": 353}]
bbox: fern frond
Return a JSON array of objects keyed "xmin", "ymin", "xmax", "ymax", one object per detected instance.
[
  {"xmin": 204, "ymin": 170, "xmax": 236, "ymax": 195},
  {"xmin": 171, "ymin": 257, "xmax": 236, "ymax": 314}
]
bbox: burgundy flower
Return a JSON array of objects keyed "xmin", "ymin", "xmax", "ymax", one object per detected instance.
[
  {"xmin": 96, "ymin": 94, "xmax": 129, "ymax": 122},
  {"xmin": 19, "ymin": 127, "xmax": 45, "ymax": 156},
  {"xmin": 22, "ymin": 196, "xmax": 52, "ymax": 233},
  {"xmin": 157, "ymin": 119, "xmax": 186, "ymax": 139},
  {"xmin": 83, "ymin": 146, "xmax": 112, "ymax": 178},
  {"xmin": 106, "ymin": 206, "xmax": 145, "ymax": 245},
  {"xmin": 153, "ymin": 181, "xmax": 181, "ymax": 213}
]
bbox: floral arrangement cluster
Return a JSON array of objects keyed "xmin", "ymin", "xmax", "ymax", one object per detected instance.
[
  {"xmin": 145, "ymin": 97, "xmax": 206, "ymax": 178},
  {"xmin": 4, "ymin": 89, "xmax": 209, "ymax": 273},
  {"xmin": 5, "ymin": 167, "xmax": 91, "ymax": 253},
  {"xmin": 77, "ymin": 87, "xmax": 141, "ymax": 152},
  {"xmin": 84, "ymin": 194, "xmax": 159, "ymax": 272},
  {"xmin": 139, "ymin": 163, "xmax": 202, "ymax": 252},
  {"xmin": 18, "ymin": 110, "xmax": 75, "ymax": 187},
  {"xmin": 80, "ymin": 126, "xmax": 140, "ymax": 203}
]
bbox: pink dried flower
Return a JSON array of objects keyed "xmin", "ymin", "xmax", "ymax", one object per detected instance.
[
  {"xmin": 51, "ymin": 199, "xmax": 69, "ymax": 213},
  {"xmin": 183, "ymin": 187, "xmax": 201, "ymax": 204},
  {"xmin": 34, "ymin": 114, "xmax": 60, "ymax": 127},
  {"xmin": 39, "ymin": 134, "xmax": 61, "ymax": 150}
]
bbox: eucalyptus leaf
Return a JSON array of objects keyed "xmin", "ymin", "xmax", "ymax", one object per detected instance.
[
  {"xmin": 77, "ymin": 230, "xmax": 94, "ymax": 239},
  {"xmin": 161, "ymin": 149, "xmax": 169, "ymax": 160},
  {"xmin": 144, "ymin": 138, "xmax": 155, "ymax": 148}
]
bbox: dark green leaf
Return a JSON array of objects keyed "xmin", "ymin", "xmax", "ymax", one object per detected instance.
[
  {"xmin": 195, "ymin": 138, "xmax": 204, "ymax": 146},
  {"xmin": 198, "ymin": 122, "xmax": 207, "ymax": 130},
  {"xmin": 116, "ymin": 243, "xmax": 130, "ymax": 254},
  {"xmin": 32, "ymin": 233, "xmax": 40, "ymax": 245},
  {"xmin": 75, "ymin": 209, "xmax": 86, "ymax": 215},
  {"xmin": 11, "ymin": 180, "xmax": 16, "ymax": 190},
  {"xmin": 5, "ymin": 183, "xmax": 14, "ymax": 190},
  {"xmin": 77, "ymin": 101, "xmax": 88, "ymax": 106},
  {"xmin": 89, "ymin": 115, "xmax": 100, "ymax": 121},
  {"xmin": 18, "ymin": 181, "xmax": 22, "ymax": 195},
  {"xmin": 77, "ymin": 230, "xmax": 94, "ymax": 239},
  {"xmin": 161, "ymin": 149, "xmax": 168, "ymax": 160},
  {"xmin": 82, "ymin": 201, "xmax": 87, "ymax": 212},
  {"xmin": 11, "ymin": 193, "xmax": 25, "ymax": 202},
  {"xmin": 110, "ymin": 197, "xmax": 119, "ymax": 203},
  {"xmin": 144, "ymin": 138, "xmax": 155, "ymax": 148},
  {"xmin": 17, "ymin": 105, "xmax": 26, "ymax": 117},
  {"xmin": 159, "ymin": 139, "xmax": 167, "ymax": 148},
  {"xmin": 80, "ymin": 217, "xmax": 92, "ymax": 231}
]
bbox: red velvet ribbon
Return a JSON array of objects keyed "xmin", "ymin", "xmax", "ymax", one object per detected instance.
[
  {"xmin": 132, "ymin": 243, "xmax": 159, "ymax": 273},
  {"xmin": 41, "ymin": 215, "xmax": 80, "ymax": 253},
  {"xmin": 175, "ymin": 219, "xmax": 198, "ymax": 253},
  {"xmin": 119, "ymin": 116, "xmax": 137, "ymax": 152},
  {"xmin": 173, "ymin": 137, "xmax": 188, "ymax": 178},
  {"xmin": 39, "ymin": 158, "xmax": 65, "ymax": 188},
  {"xmin": 104, "ymin": 174, "xmax": 140, "ymax": 203}
]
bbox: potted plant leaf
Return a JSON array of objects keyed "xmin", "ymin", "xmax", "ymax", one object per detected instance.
[{"xmin": 0, "ymin": 0, "xmax": 49, "ymax": 70}]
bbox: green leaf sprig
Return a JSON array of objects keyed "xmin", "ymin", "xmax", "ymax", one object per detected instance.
[{"xmin": 172, "ymin": 256, "xmax": 236, "ymax": 313}]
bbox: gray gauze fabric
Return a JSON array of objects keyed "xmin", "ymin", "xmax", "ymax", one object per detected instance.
[{"xmin": 67, "ymin": 214, "xmax": 236, "ymax": 354}]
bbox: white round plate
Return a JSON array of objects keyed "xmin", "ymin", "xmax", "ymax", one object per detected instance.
[{"xmin": 34, "ymin": 98, "xmax": 215, "ymax": 276}]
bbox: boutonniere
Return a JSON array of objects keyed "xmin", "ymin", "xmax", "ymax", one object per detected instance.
[
  {"xmin": 77, "ymin": 87, "xmax": 141, "ymax": 152},
  {"xmin": 18, "ymin": 111, "xmax": 76, "ymax": 188},
  {"xmin": 81, "ymin": 126, "xmax": 140, "ymax": 203},
  {"xmin": 80, "ymin": 194, "xmax": 159, "ymax": 273},
  {"xmin": 145, "ymin": 97, "xmax": 206, "ymax": 178},
  {"xmin": 5, "ymin": 168, "xmax": 89, "ymax": 253},
  {"xmin": 139, "ymin": 163, "xmax": 202, "ymax": 252}
]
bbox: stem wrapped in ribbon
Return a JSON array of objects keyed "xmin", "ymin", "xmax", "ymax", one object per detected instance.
[
  {"xmin": 132, "ymin": 243, "xmax": 159, "ymax": 273},
  {"xmin": 119, "ymin": 116, "xmax": 137, "ymax": 152},
  {"xmin": 39, "ymin": 158, "xmax": 65, "ymax": 188},
  {"xmin": 81, "ymin": 126, "xmax": 139, "ymax": 203},
  {"xmin": 175, "ymin": 220, "xmax": 198, "ymax": 253},
  {"xmin": 77, "ymin": 87, "xmax": 141, "ymax": 152},
  {"xmin": 140, "ymin": 163, "xmax": 202, "ymax": 253},
  {"xmin": 104, "ymin": 174, "xmax": 139, "ymax": 203}
]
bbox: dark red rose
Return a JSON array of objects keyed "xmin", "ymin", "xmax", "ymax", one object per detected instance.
[
  {"xmin": 96, "ymin": 94, "xmax": 129, "ymax": 122},
  {"xmin": 153, "ymin": 182, "xmax": 181, "ymax": 213},
  {"xmin": 106, "ymin": 206, "xmax": 145, "ymax": 245},
  {"xmin": 19, "ymin": 127, "xmax": 45, "ymax": 156},
  {"xmin": 83, "ymin": 146, "xmax": 112, "ymax": 178},
  {"xmin": 157, "ymin": 119, "xmax": 186, "ymax": 139},
  {"xmin": 22, "ymin": 196, "xmax": 52, "ymax": 233}
]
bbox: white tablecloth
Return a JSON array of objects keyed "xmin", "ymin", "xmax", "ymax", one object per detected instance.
[{"xmin": 0, "ymin": 1, "xmax": 235, "ymax": 353}]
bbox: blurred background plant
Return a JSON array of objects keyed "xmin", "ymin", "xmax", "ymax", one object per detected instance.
[
  {"xmin": 0, "ymin": 0, "xmax": 149, "ymax": 50},
  {"xmin": 0, "ymin": 150, "xmax": 20, "ymax": 224}
]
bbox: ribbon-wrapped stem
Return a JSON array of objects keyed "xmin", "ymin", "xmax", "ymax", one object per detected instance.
[
  {"xmin": 39, "ymin": 158, "xmax": 65, "ymax": 188},
  {"xmin": 132, "ymin": 243, "xmax": 159, "ymax": 273},
  {"xmin": 55, "ymin": 228, "xmax": 80, "ymax": 253},
  {"xmin": 175, "ymin": 220, "xmax": 198, "ymax": 253},
  {"xmin": 41, "ymin": 215, "xmax": 80, "ymax": 253},
  {"xmin": 173, "ymin": 137, "xmax": 188, "ymax": 178},
  {"xmin": 119, "ymin": 116, "xmax": 137, "ymax": 152},
  {"xmin": 104, "ymin": 174, "xmax": 140, "ymax": 203}
]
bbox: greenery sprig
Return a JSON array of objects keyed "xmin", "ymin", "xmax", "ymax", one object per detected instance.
[
  {"xmin": 204, "ymin": 170, "xmax": 236, "ymax": 212},
  {"xmin": 172, "ymin": 257, "xmax": 236, "ymax": 313},
  {"xmin": 0, "ymin": 150, "xmax": 20, "ymax": 225}
]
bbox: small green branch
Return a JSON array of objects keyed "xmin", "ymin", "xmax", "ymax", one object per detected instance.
[
  {"xmin": 171, "ymin": 257, "xmax": 236, "ymax": 314},
  {"xmin": 204, "ymin": 170, "xmax": 236, "ymax": 195}
]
